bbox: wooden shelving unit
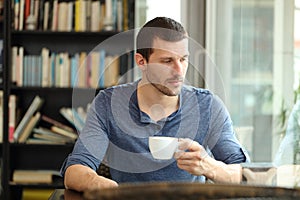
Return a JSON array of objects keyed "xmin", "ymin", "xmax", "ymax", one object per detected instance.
[{"xmin": 1, "ymin": 0, "xmax": 135, "ymax": 199}]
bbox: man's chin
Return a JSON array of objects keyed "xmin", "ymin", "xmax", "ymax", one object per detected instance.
[
  {"xmin": 162, "ymin": 87, "xmax": 181, "ymax": 96},
  {"xmin": 151, "ymin": 83, "xmax": 181, "ymax": 96}
]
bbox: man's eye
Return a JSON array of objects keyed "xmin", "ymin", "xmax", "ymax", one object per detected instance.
[
  {"xmin": 181, "ymin": 57, "xmax": 187, "ymax": 62},
  {"xmin": 162, "ymin": 60, "xmax": 172, "ymax": 63}
]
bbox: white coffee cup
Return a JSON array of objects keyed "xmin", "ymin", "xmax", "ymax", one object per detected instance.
[{"xmin": 149, "ymin": 136, "xmax": 179, "ymax": 160}]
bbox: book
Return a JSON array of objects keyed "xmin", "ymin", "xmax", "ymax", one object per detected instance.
[
  {"xmin": 31, "ymin": 127, "xmax": 75, "ymax": 144},
  {"xmin": 41, "ymin": 114, "xmax": 75, "ymax": 133},
  {"xmin": 57, "ymin": 1, "xmax": 68, "ymax": 31},
  {"xmin": 11, "ymin": 46, "xmax": 18, "ymax": 84},
  {"xmin": 33, "ymin": 0, "xmax": 40, "ymax": 30},
  {"xmin": 91, "ymin": 0, "xmax": 100, "ymax": 31},
  {"xmin": 17, "ymin": 112, "xmax": 41, "ymax": 143},
  {"xmin": 0, "ymin": 90, "xmax": 3, "ymax": 142},
  {"xmin": 59, "ymin": 107, "xmax": 74, "ymax": 125},
  {"xmin": 74, "ymin": 0, "xmax": 87, "ymax": 32},
  {"xmin": 78, "ymin": 52, "xmax": 87, "ymax": 87},
  {"xmin": 90, "ymin": 51, "xmax": 100, "ymax": 88},
  {"xmin": 43, "ymin": 0, "xmax": 49, "ymax": 30},
  {"xmin": 59, "ymin": 107, "xmax": 83, "ymax": 131},
  {"xmin": 24, "ymin": 0, "xmax": 31, "ymax": 27},
  {"xmin": 71, "ymin": 108, "xmax": 85, "ymax": 131},
  {"xmin": 13, "ymin": 95, "xmax": 44, "ymax": 142},
  {"xmin": 0, "ymin": 40, "xmax": 3, "ymax": 85},
  {"xmin": 51, "ymin": 0, "xmax": 58, "ymax": 31},
  {"xmin": 51, "ymin": 126, "xmax": 78, "ymax": 140},
  {"xmin": 36, "ymin": 0, "xmax": 43, "ymax": 30},
  {"xmin": 116, "ymin": 0, "xmax": 123, "ymax": 31},
  {"xmin": 8, "ymin": 95, "xmax": 17, "ymax": 142},
  {"xmin": 103, "ymin": 0, "xmax": 113, "ymax": 31},
  {"xmin": 12, "ymin": 47, "xmax": 121, "ymax": 88},
  {"xmin": 14, "ymin": 0, "xmax": 20, "ymax": 30},
  {"xmin": 12, "ymin": 169, "xmax": 61, "ymax": 184},
  {"xmin": 41, "ymin": 47, "xmax": 50, "ymax": 87},
  {"xmin": 104, "ymin": 55, "xmax": 119, "ymax": 87},
  {"xmin": 26, "ymin": 138, "xmax": 65, "ymax": 144},
  {"xmin": 25, "ymin": 0, "xmax": 36, "ymax": 30},
  {"xmin": 22, "ymin": 189, "xmax": 54, "ymax": 200},
  {"xmin": 17, "ymin": 46, "xmax": 24, "ymax": 86},
  {"xmin": 85, "ymin": 0, "xmax": 91, "ymax": 31},
  {"xmin": 67, "ymin": 1, "xmax": 74, "ymax": 31},
  {"xmin": 70, "ymin": 53, "xmax": 79, "ymax": 87},
  {"xmin": 19, "ymin": 0, "xmax": 25, "ymax": 30}
]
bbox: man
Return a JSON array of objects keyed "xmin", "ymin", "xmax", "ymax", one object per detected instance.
[{"xmin": 60, "ymin": 17, "xmax": 249, "ymax": 192}]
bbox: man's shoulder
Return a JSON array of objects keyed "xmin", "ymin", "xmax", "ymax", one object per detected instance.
[
  {"xmin": 182, "ymin": 85, "xmax": 213, "ymax": 97},
  {"xmin": 101, "ymin": 81, "xmax": 137, "ymax": 94},
  {"xmin": 95, "ymin": 82, "xmax": 137, "ymax": 105}
]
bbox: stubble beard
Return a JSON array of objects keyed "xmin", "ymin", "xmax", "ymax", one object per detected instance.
[
  {"xmin": 150, "ymin": 82, "xmax": 181, "ymax": 96},
  {"xmin": 145, "ymin": 69, "xmax": 183, "ymax": 96}
]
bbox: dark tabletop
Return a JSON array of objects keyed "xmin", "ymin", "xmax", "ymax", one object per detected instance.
[{"xmin": 49, "ymin": 182, "xmax": 300, "ymax": 200}]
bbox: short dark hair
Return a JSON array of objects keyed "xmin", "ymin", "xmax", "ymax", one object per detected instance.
[{"xmin": 136, "ymin": 17, "xmax": 187, "ymax": 62}]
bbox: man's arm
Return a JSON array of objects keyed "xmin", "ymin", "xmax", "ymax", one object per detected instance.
[
  {"xmin": 64, "ymin": 164, "xmax": 118, "ymax": 192},
  {"xmin": 197, "ymin": 156, "xmax": 242, "ymax": 183},
  {"xmin": 175, "ymin": 139, "xmax": 242, "ymax": 183}
]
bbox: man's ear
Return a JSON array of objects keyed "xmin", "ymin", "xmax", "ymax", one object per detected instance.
[{"xmin": 135, "ymin": 53, "xmax": 146, "ymax": 70}]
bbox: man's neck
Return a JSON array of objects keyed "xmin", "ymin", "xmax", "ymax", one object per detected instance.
[{"xmin": 137, "ymin": 81, "xmax": 179, "ymax": 122}]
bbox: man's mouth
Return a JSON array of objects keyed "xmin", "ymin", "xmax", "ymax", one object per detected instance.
[{"xmin": 167, "ymin": 79, "xmax": 183, "ymax": 87}]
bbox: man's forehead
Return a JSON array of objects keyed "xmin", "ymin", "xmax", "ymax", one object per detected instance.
[{"xmin": 152, "ymin": 38, "xmax": 189, "ymax": 55}]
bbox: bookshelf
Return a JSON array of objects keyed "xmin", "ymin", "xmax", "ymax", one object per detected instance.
[{"xmin": 2, "ymin": 0, "xmax": 135, "ymax": 199}]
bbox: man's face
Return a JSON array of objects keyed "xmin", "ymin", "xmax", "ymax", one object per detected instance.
[{"xmin": 145, "ymin": 37, "xmax": 189, "ymax": 96}]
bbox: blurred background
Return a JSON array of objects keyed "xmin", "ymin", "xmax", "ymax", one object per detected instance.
[{"xmin": 135, "ymin": 0, "xmax": 300, "ymax": 163}]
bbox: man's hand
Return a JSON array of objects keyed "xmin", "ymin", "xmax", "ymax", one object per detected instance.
[
  {"xmin": 174, "ymin": 138, "xmax": 209, "ymax": 176},
  {"xmin": 174, "ymin": 138, "xmax": 242, "ymax": 183}
]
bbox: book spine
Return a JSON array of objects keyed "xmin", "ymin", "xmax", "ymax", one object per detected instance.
[
  {"xmin": 98, "ymin": 50, "xmax": 105, "ymax": 88},
  {"xmin": 51, "ymin": 0, "xmax": 58, "ymax": 31},
  {"xmin": 14, "ymin": 0, "xmax": 20, "ymax": 30},
  {"xmin": 0, "ymin": 91, "xmax": 3, "ymax": 142},
  {"xmin": 41, "ymin": 47, "xmax": 50, "ymax": 87},
  {"xmin": 12, "ymin": 46, "xmax": 119, "ymax": 88},
  {"xmin": 71, "ymin": 53, "xmax": 79, "ymax": 87},
  {"xmin": 12, "ymin": 0, "xmax": 127, "ymax": 32},
  {"xmin": 18, "ymin": 46, "xmax": 24, "ymax": 86},
  {"xmin": 24, "ymin": 0, "xmax": 31, "ymax": 26},
  {"xmin": 8, "ymin": 95, "xmax": 17, "ymax": 142},
  {"xmin": 67, "ymin": 1, "xmax": 74, "ymax": 31},
  {"xmin": 43, "ymin": 1, "xmax": 49, "ymax": 30},
  {"xmin": 19, "ymin": 0, "xmax": 25, "ymax": 30},
  {"xmin": 90, "ymin": 1, "xmax": 100, "ymax": 32},
  {"xmin": 51, "ymin": 126, "xmax": 77, "ymax": 140},
  {"xmin": 18, "ymin": 112, "xmax": 41, "ymax": 143},
  {"xmin": 13, "ymin": 96, "xmax": 43, "ymax": 141},
  {"xmin": 57, "ymin": 1, "xmax": 68, "ymax": 31},
  {"xmin": 11, "ymin": 46, "xmax": 18, "ymax": 84},
  {"xmin": 41, "ymin": 115, "xmax": 74, "ymax": 132},
  {"xmin": 78, "ymin": 52, "xmax": 86, "ymax": 88},
  {"xmin": 33, "ymin": 0, "xmax": 39, "ymax": 30}
]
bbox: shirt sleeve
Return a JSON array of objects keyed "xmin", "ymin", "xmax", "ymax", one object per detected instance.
[
  {"xmin": 204, "ymin": 95, "xmax": 250, "ymax": 164},
  {"xmin": 60, "ymin": 92, "xmax": 110, "ymax": 177}
]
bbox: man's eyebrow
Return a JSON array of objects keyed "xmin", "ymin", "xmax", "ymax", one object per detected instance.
[{"xmin": 159, "ymin": 54, "xmax": 189, "ymax": 59}]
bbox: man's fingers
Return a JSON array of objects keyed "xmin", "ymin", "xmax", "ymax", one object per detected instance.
[
  {"xmin": 178, "ymin": 138, "xmax": 202, "ymax": 151},
  {"xmin": 174, "ymin": 151, "xmax": 200, "ymax": 160},
  {"xmin": 177, "ymin": 138, "xmax": 207, "ymax": 158}
]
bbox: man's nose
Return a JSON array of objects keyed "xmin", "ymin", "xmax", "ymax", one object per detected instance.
[{"xmin": 173, "ymin": 60, "xmax": 184, "ymax": 74}]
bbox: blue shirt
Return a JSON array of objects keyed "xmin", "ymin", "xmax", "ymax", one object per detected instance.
[{"xmin": 60, "ymin": 80, "xmax": 249, "ymax": 183}]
